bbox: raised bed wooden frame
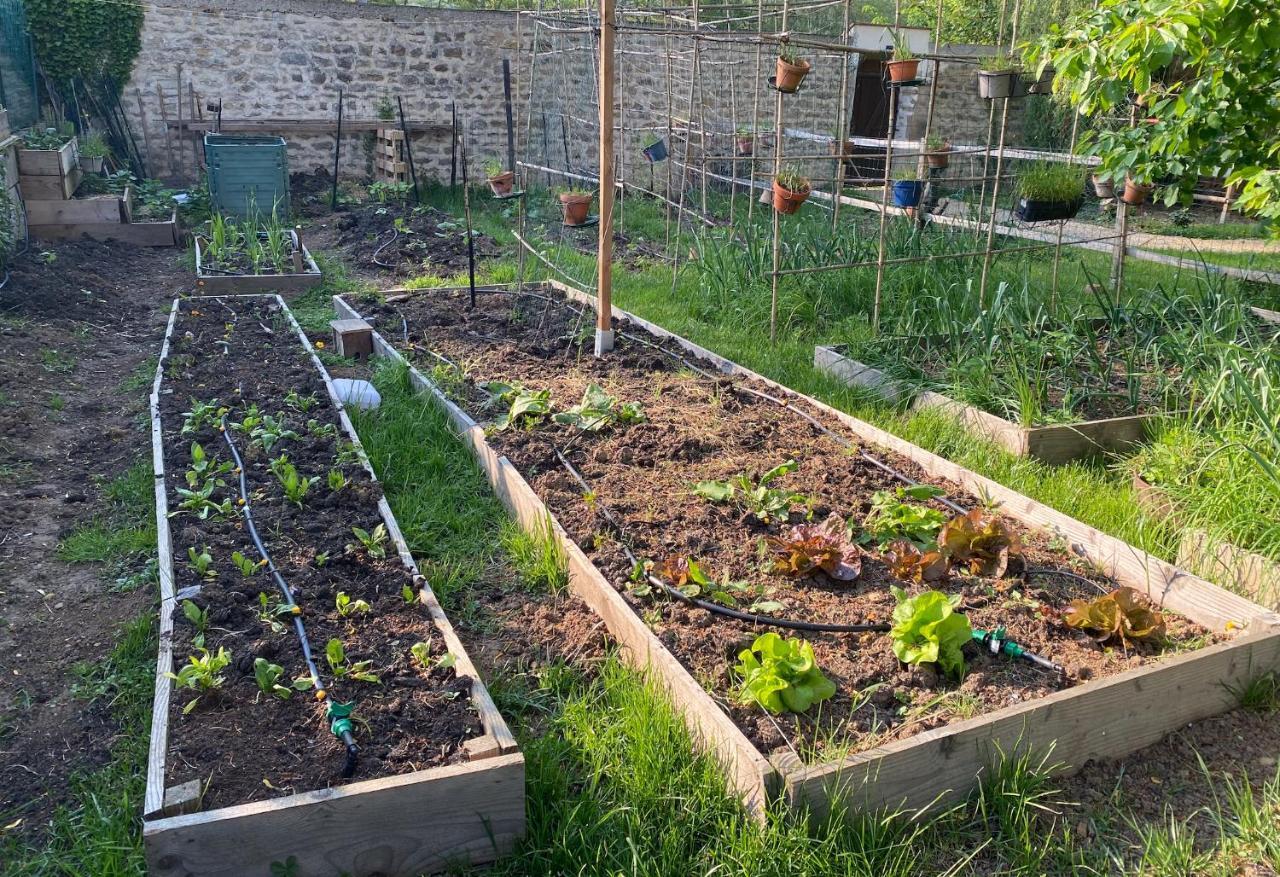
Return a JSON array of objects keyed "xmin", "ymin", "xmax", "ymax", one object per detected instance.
[
  {"xmin": 17, "ymin": 136, "xmax": 82, "ymax": 201},
  {"xmin": 336, "ymin": 283, "xmax": 1280, "ymax": 821},
  {"xmin": 815, "ymin": 343, "xmax": 1164, "ymax": 464},
  {"xmin": 143, "ymin": 295, "xmax": 524, "ymax": 877},
  {"xmin": 194, "ymin": 231, "xmax": 323, "ymax": 294},
  {"xmin": 29, "ymin": 206, "xmax": 180, "ymax": 247}
]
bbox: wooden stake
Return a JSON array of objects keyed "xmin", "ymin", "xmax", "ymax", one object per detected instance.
[
  {"xmin": 595, "ymin": 0, "xmax": 616, "ymax": 356},
  {"xmin": 156, "ymin": 85, "xmax": 174, "ymax": 179}
]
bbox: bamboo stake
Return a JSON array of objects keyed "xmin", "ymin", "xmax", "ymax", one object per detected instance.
[
  {"xmin": 768, "ymin": 0, "xmax": 789, "ymax": 345},
  {"xmin": 596, "ymin": 0, "xmax": 616, "ymax": 355},
  {"xmin": 978, "ymin": 0, "xmax": 1023, "ymax": 304}
]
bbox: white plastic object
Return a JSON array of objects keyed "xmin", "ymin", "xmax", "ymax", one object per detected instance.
[{"xmin": 331, "ymin": 378, "xmax": 381, "ymax": 410}]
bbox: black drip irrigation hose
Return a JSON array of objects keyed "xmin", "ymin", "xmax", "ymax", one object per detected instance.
[{"xmin": 220, "ymin": 416, "xmax": 360, "ymax": 777}]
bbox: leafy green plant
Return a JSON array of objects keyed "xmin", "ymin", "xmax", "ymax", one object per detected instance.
[
  {"xmin": 692, "ymin": 459, "xmax": 808, "ymax": 524},
  {"xmin": 181, "ymin": 399, "xmax": 225, "ymax": 434},
  {"xmin": 254, "ymin": 658, "xmax": 296, "ymax": 700},
  {"xmin": 166, "ymin": 646, "xmax": 231, "ymax": 713},
  {"xmin": 181, "ymin": 599, "xmax": 209, "ymax": 636},
  {"xmin": 862, "ymin": 485, "xmax": 948, "ymax": 549},
  {"xmin": 251, "ymin": 413, "xmax": 298, "ymax": 453},
  {"xmin": 269, "ymin": 454, "xmax": 316, "ymax": 508},
  {"xmin": 185, "ymin": 442, "xmax": 231, "ymax": 488},
  {"xmin": 733, "ymin": 632, "xmax": 836, "ymax": 715},
  {"xmin": 1017, "ymin": 161, "xmax": 1087, "ymax": 202},
  {"xmin": 884, "ymin": 539, "xmax": 950, "ymax": 584},
  {"xmin": 888, "ymin": 28, "xmax": 916, "ymax": 60},
  {"xmin": 256, "ymin": 592, "xmax": 295, "ymax": 634},
  {"xmin": 347, "ymin": 524, "xmax": 389, "ymax": 559},
  {"xmin": 769, "ymin": 513, "xmax": 862, "ymax": 581},
  {"xmin": 483, "ymin": 381, "xmax": 553, "ymax": 431},
  {"xmin": 187, "ymin": 546, "xmax": 215, "ymax": 579},
  {"xmin": 778, "ymin": 48, "xmax": 806, "ymax": 66},
  {"xmin": 409, "ymin": 641, "xmax": 432, "ymax": 669},
  {"xmin": 335, "ymin": 591, "xmax": 371, "ymax": 617},
  {"xmin": 174, "ymin": 478, "xmax": 232, "ymax": 520},
  {"xmin": 1064, "ymin": 587, "xmax": 1165, "ymax": 646},
  {"xmin": 327, "ymin": 469, "xmax": 349, "ymax": 492},
  {"xmin": 231, "ymin": 550, "xmax": 263, "ymax": 577},
  {"xmin": 307, "ymin": 419, "xmax": 338, "ymax": 439},
  {"xmin": 79, "ymin": 132, "xmax": 110, "ymax": 160},
  {"xmin": 552, "ymin": 384, "xmax": 645, "ymax": 432},
  {"xmin": 401, "ymin": 584, "xmax": 417, "ymax": 604},
  {"xmin": 775, "ymin": 166, "xmax": 809, "ymax": 193},
  {"xmin": 889, "ymin": 586, "xmax": 972, "ymax": 680},
  {"xmin": 979, "ymin": 53, "xmax": 1019, "ymax": 72},
  {"xmin": 483, "ymin": 158, "xmax": 505, "ymax": 178},
  {"xmin": 659, "ymin": 555, "xmax": 712, "ymax": 598},
  {"xmin": 325, "ymin": 638, "xmax": 380, "ymax": 684},
  {"xmin": 937, "ymin": 509, "xmax": 1022, "ymax": 577}
]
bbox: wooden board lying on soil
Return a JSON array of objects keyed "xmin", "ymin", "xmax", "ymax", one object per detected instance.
[
  {"xmin": 142, "ymin": 296, "xmax": 524, "ymax": 877},
  {"xmin": 337, "ymin": 285, "xmax": 1280, "ymax": 820},
  {"xmin": 193, "ymin": 233, "xmax": 323, "ymax": 294},
  {"xmin": 814, "ymin": 344, "xmax": 1162, "ymax": 465}
]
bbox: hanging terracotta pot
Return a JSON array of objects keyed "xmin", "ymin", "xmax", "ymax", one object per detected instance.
[
  {"xmin": 736, "ymin": 134, "xmax": 755, "ymax": 156},
  {"xmin": 775, "ymin": 55, "xmax": 811, "ymax": 93},
  {"xmin": 772, "ymin": 178, "xmax": 810, "ymax": 214},
  {"xmin": 487, "ymin": 171, "xmax": 514, "ymax": 198},
  {"xmin": 560, "ymin": 191, "xmax": 592, "ymax": 225},
  {"xmin": 1122, "ymin": 178, "xmax": 1154, "ymax": 206},
  {"xmin": 886, "ymin": 58, "xmax": 920, "ymax": 83},
  {"xmin": 925, "ymin": 141, "xmax": 951, "ymax": 169}
]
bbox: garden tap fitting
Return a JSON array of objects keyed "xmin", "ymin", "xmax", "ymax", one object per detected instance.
[{"xmin": 971, "ymin": 626, "xmax": 1064, "ymax": 674}]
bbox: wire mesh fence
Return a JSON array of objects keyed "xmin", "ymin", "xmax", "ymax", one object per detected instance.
[{"xmin": 0, "ymin": 0, "xmax": 37, "ymax": 132}]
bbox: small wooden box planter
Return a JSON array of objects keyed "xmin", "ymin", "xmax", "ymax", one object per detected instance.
[
  {"xmin": 17, "ymin": 137, "xmax": 81, "ymax": 200},
  {"xmin": 143, "ymin": 296, "xmax": 524, "ymax": 876},
  {"xmin": 337, "ymin": 285, "xmax": 1280, "ymax": 822},
  {"xmin": 815, "ymin": 344, "xmax": 1163, "ymax": 465},
  {"xmin": 194, "ymin": 231, "xmax": 322, "ymax": 294}
]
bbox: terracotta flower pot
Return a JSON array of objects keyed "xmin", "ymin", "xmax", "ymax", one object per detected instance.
[
  {"xmin": 487, "ymin": 171, "xmax": 514, "ymax": 198},
  {"xmin": 560, "ymin": 192, "xmax": 592, "ymax": 226},
  {"xmin": 886, "ymin": 58, "xmax": 920, "ymax": 83},
  {"xmin": 925, "ymin": 142, "xmax": 950, "ymax": 169},
  {"xmin": 772, "ymin": 180, "xmax": 810, "ymax": 214},
  {"xmin": 736, "ymin": 135, "xmax": 755, "ymax": 156},
  {"xmin": 1122, "ymin": 178, "xmax": 1154, "ymax": 206},
  {"xmin": 829, "ymin": 139, "xmax": 853, "ymax": 158},
  {"xmin": 1092, "ymin": 174, "xmax": 1114, "ymax": 199},
  {"xmin": 775, "ymin": 56, "xmax": 811, "ymax": 93}
]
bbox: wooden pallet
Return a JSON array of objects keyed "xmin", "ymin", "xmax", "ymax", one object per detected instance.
[
  {"xmin": 374, "ymin": 127, "xmax": 409, "ymax": 183},
  {"xmin": 335, "ymin": 283, "xmax": 1280, "ymax": 822}
]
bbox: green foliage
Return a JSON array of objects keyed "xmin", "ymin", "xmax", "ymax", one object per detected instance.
[
  {"xmin": 253, "ymin": 658, "xmax": 295, "ymax": 700},
  {"xmin": 1017, "ymin": 161, "xmax": 1087, "ymax": 201},
  {"xmin": 335, "ymin": 591, "xmax": 371, "ymax": 617},
  {"xmin": 409, "ymin": 641, "xmax": 432, "ymax": 670},
  {"xmin": 733, "ymin": 632, "xmax": 836, "ymax": 714},
  {"xmin": 862, "ymin": 485, "xmax": 948, "ymax": 549},
  {"xmin": 324, "ymin": 638, "xmax": 380, "ymax": 684},
  {"xmin": 775, "ymin": 166, "xmax": 809, "ymax": 192},
  {"xmin": 483, "ymin": 381, "xmax": 553, "ymax": 430},
  {"xmin": 25, "ymin": 0, "xmax": 143, "ymax": 91},
  {"xmin": 889, "ymin": 586, "xmax": 972, "ymax": 679},
  {"xmin": 186, "ymin": 546, "xmax": 214, "ymax": 579},
  {"xmin": 692, "ymin": 459, "xmax": 808, "ymax": 523},
  {"xmin": 552, "ymin": 383, "xmax": 646, "ymax": 432},
  {"xmin": 347, "ymin": 523, "xmax": 389, "ymax": 559},
  {"xmin": 1064, "ymin": 586, "xmax": 1166, "ymax": 645},
  {"xmin": 78, "ymin": 132, "xmax": 109, "ymax": 159},
  {"xmin": 165, "ymin": 646, "xmax": 231, "ymax": 713},
  {"xmin": 768, "ymin": 513, "xmax": 862, "ymax": 580},
  {"xmin": 180, "ymin": 600, "xmax": 208, "ymax": 637},
  {"xmin": 231, "ymin": 550, "xmax": 262, "ymax": 577},
  {"xmin": 269, "ymin": 454, "xmax": 316, "ymax": 507}
]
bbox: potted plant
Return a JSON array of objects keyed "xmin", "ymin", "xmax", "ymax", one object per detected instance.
[
  {"xmin": 1014, "ymin": 161, "xmax": 1086, "ymax": 221},
  {"xmin": 736, "ymin": 126, "xmax": 755, "ymax": 156},
  {"xmin": 1122, "ymin": 175, "xmax": 1155, "ymax": 206},
  {"xmin": 775, "ymin": 48, "xmax": 811, "ymax": 93},
  {"xmin": 891, "ymin": 167, "xmax": 924, "ymax": 207},
  {"xmin": 1026, "ymin": 63, "xmax": 1056, "ymax": 95},
  {"xmin": 484, "ymin": 159, "xmax": 514, "ymax": 197},
  {"xmin": 924, "ymin": 135, "xmax": 950, "ymax": 169},
  {"xmin": 772, "ymin": 166, "xmax": 810, "ymax": 214},
  {"xmin": 1092, "ymin": 173, "xmax": 1115, "ymax": 199},
  {"xmin": 829, "ymin": 129, "xmax": 853, "ymax": 158},
  {"xmin": 886, "ymin": 30, "xmax": 920, "ymax": 83},
  {"xmin": 642, "ymin": 137, "xmax": 668, "ymax": 162},
  {"xmin": 80, "ymin": 133, "xmax": 110, "ymax": 174},
  {"xmin": 977, "ymin": 54, "xmax": 1021, "ymax": 99},
  {"xmin": 559, "ymin": 188, "xmax": 593, "ymax": 225}
]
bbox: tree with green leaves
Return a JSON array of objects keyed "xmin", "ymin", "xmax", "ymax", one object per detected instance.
[{"xmin": 1031, "ymin": 0, "xmax": 1280, "ymax": 221}]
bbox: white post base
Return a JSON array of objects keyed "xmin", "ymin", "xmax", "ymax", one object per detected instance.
[{"xmin": 594, "ymin": 328, "xmax": 615, "ymax": 357}]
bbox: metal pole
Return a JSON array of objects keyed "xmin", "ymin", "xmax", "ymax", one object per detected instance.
[
  {"xmin": 503, "ymin": 59, "xmax": 517, "ymax": 174},
  {"xmin": 330, "ymin": 87, "xmax": 343, "ymax": 211},
  {"xmin": 396, "ymin": 96, "xmax": 421, "ymax": 204},
  {"xmin": 461, "ymin": 130, "xmax": 477, "ymax": 310}
]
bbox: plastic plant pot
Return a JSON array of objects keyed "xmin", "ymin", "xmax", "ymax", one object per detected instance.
[
  {"xmin": 81, "ymin": 155, "xmax": 105, "ymax": 174},
  {"xmin": 891, "ymin": 180, "xmax": 924, "ymax": 208},
  {"xmin": 642, "ymin": 139, "xmax": 668, "ymax": 162},
  {"xmin": 886, "ymin": 59, "xmax": 920, "ymax": 83},
  {"xmin": 775, "ymin": 56, "xmax": 811, "ymax": 93},
  {"xmin": 977, "ymin": 70, "xmax": 1021, "ymax": 99},
  {"xmin": 560, "ymin": 192, "xmax": 593, "ymax": 225},
  {"xmin": 772, "ymin": 180, "xmax": 810, "ymax": 214},
  {"xmin": 925, "ymin": 143, "xmax": 951, "ymax": 169},
  {"xmin": 1014, "ymin": 196, "xmax": 1083, "ymax": 222},
  {"xmin": 1092, "ymin": 174, "xmax": 1115, "ymax": 199},
  {"xmin": 487, "ymin": 171, "xmax": 514, "ymax": 198},
  {"xmin": 1026, "ymin": 66, "xmax": 1055, "ymax": 95},
  {"xmin": 1122, "ymin": 179, "xmax": 1154, "ymax": 206}
]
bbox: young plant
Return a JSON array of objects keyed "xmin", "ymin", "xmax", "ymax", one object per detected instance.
[
  {"xmin": 936, "ymin": 509, "xmax": 1022, "ymax": 577},
  {"xmin": 256, "ymin": 591, "xmax": 295, "ymax": 634},
  {"xmin": 284, "ymin": 390, "xmax": 318, "ymax": 413},
  {"xmin": 327, "ymin": 469, "xmax": 348, "ymax": 492},
  {"xmin": 884, "ymin": 539, "xmax": 950, "ymax": 584},
  {"xmin": 862, "ymin": 485, "xmax": 948, "ymax": 549},
  {"xmin": 325, "ymin": 638, "xmax": 380, "ymax": 684},
  {"xmin": 181, "ymin": 398, "xmax": 226, "ymax": 434},
  {"xmin": 185, "ymin": 442, "xmax": 231, "ymax": 487},
  {"xmin": 769, "ymin": 513, "xmax": 862, "ymax": 581},
  {"xmin": 552, "ymin": 383, "xmax": 645, "ymax": 432},
  {"xmin": 483, "ymin": 158, "xmax": 505, "ymax": 178},
  {"xmin": 181, "ymin": 599, "xmax": 209, "ymax": 637},
  {"xmin": 187, "ymin": 546, "xmax": 215, "ymax": 579},
  {"xmin": 734, "ymin": 632, "xmax": 836, "ymax": 715},
  {"xmin": 775, "ymin": 166, "xmax": 810, "ymax": 193},
  {"xmin": 888, "ymin": 28, "xmax": 916, "ymax": 60},
  {"xmin": 401, "ymin": 584, "xmax": 417, "ymax": 604},
  {"xmin": 174, "ymin": 478, "xmax": 233, "ymax": 520},
  {"xmin": 1017, "ymin": 161, "xmax": 1087, "ymax": 202},
  {"xmin": 269, "ymin": 454, "xmax": 316, "ymax": 508},
  {"xmin": 231, "ymin": 550, "xmax": 263, "ymax": 577},
  {"xmin": 251, "ymin": 413, "xmax": 298, "ymax": 453},
  {"xmin": 889, "ymin": 586, "xmax": 972, "ymax": 680},
  {"xmin": 483, "ymin": 381, "xmax": 552, "ymax": 431},
  {"xmin": 1064, "ymin": 587, "xmax": 1165, "ymax": 647},
  {"xmin": 254, "ymin": 658, "xmax": 295, "ymax": 700},
  {"xmin": 335, "ymin": 591, "xmax": 371, "ymax": 617},
  {"xmin": 409, "ymin": 641, "xmax": 432, "ymax": 670},
  {"xmin": 692, "ymin": 459, "xmax": 808, "ymax": 524},
  {"xmin": 660, "ymin": 555, "xmax": 712, "ymax": 598},
  {"xmin": 306, "ymin": 418, "xmax": 338, "ymax": 440},
  {"xmin": 166, "ymin": 646, "xmax": 231, "ymax": 713},
  {"xmin": 347, "ymin": 524, "xmax": 389, "ymax": 560}
]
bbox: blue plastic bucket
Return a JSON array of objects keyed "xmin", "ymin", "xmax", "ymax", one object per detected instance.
[{"xmin": 891, "ymin": 180, "xmax": 923, "ymax": 208}]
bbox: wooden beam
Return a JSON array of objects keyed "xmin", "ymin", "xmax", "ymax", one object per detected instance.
[{"xmin": 165, "ymin": 118, "xmax": 449, "ymax": 134}]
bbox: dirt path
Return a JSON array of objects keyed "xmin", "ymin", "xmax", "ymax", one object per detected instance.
[{"xmin": 0, "ymin": 240, "xmax": 190, "ymax": 838}]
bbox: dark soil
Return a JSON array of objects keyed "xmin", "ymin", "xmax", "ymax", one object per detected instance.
[
  {"xmin": 158, "ymin": 298, "xmax": 481, "ymax": 810},
  {"xmin": 352, "ymin": 286, "xmax": 1218, "ymax": 763},
  {"xmin": 331, "ymin": 202, "xmax": 499, "ymax": 278},
  {"xmin": 0, "ymin": 240, "xmax": 184, "ymax": 836},
  {"xmin": 290, "ymin": 168, "xmax": 337, "ymax": 218}
]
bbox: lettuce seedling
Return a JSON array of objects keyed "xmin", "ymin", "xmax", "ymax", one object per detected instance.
[
  {"xmin": 167, "ymin": 646, "xmax": 231, "ymax": 713},
  {"xmin": 769, "ymin": 513, "xmax": 862, "ymax": 581},
  {"xmin": 174, "ymin": 478, "xmax": 233, "ymax": 520},
  {"xmin": 347, "ymin": 524, "xmax": 388, "ymax": 560},
  {"xmin": 231, "ymin": 550, "xmax": 264, "ymax": 577},
  {"xmin": 692, "ymin": 459, "xmax": 808, "ymax": 523},
  {"xmin": 269, "ymin": 454, "xmax": 316, "ymax": 508},
  {"xmin": 185, "ymin": 442, "xmax": 231, "ymax": 487},
  {"xmin": 862, "ymin": 485, "xmax": 948, "ymax": 549},
  {"xmin": 734, "ymin": 632, "xmax": 837, "ymax": 714},
  {"xmin": 889, "ymin": 586, "xmax": 972, "ymax": 680},
  {"xmin": 251, "ymin": 413, "xmax": 298, "ymax": 453},
  {"xmin": 256, "ymin": 592, "xmax": 293, "ymax": 634},
  {"xmin": 483, "ymin": 381, "xmax": 553, "ymax": 431},
  {"xmin": 409, "ymin": 641, "xmax": 432, "ymax": 669},
  {"xmin": 553, "ymin": 383, "xmax": 646, "ymax": 432},
  {"xmin": 187, "ymin": 546, "xmax": 215, "ymax": 579},
  {"xmin": 660, "ymin": 555, "xmax": 711, "ymax": 598},
  {"xmin": 325, "ymin": 638, "xmax": 380, "ymax": 684},
  {"xmin": 335, "ymin": 591, "xmax": 371, "ymax": 617},
  {"xmin": 1064, "ymin": 587, "xmax": 1165, "ymax": 647},
  {"xmin": 181, "ymin": 398, "xmax": 227, "ymax": 435},
  {"xmin": 937, "ymin": 509, "xmax": 1022, "ymax": 577},
  {"xmin": 884, "ymin": 539, "xmax": 950, "ymax": 584},
  {"xmin": 254, "ymin": 658, "xmax": 295, "ymax": 700}
]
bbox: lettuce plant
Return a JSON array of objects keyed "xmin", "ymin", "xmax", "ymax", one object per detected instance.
[
  {"xmin": 693, "ymin": 459, "xmax": 808, "ymax": 523},
  {"xmin": 1064, "ymin": 587, "xmax": 1165, "ymax": 646},
  {"xmin": 889, "ymin": 586, "xmax": 972, "ymax": 680},
  {"xmin": 733, "ymin": 632, "xmax": 836, "ymax": 714},
  {"xmin": 884, "ymin": 539, "xmax": 950, "ymax": 583},
  {"xmin": 769, "ymin": 513, "xmax": 861, "ymax": 581},
  {"xmin": 862, "ymin": 485, "xmax": 948, "ymax": 548},
  {"xmin": 483, "ymin": 381, "xmax": 552, "ymax": 431},
  {"xmin": 553, "ymin": 383, "xmax": 645, "ymax": 432},
  {"xmin": 937, "ymin": 509, "xmax": 1022, "ymax": 577}
]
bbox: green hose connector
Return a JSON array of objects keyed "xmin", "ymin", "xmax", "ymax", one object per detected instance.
[
  {"xmin": 328, "ymin": 700, "xmax": 356, "ymax": 739},
  {"xmin": 972, "ymin": 626, "xmax": 1064, "ymax": 674}
]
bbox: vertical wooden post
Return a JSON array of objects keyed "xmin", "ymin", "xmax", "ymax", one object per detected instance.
[
  {"xmin": 502, "ymin": 59, "xmax": 516, "ymax": 175},
  {"xmin": 595, "ymin": 0, "xmax": 616, "ymax": 356}
]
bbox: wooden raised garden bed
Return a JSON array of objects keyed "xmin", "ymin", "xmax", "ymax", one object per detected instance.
[
  {"xmin": 17, "ymin": 136, "xmax": 81, "ymax": 200},
  {"xmin": 143, "ymin": 295, "xmax": 523, "ymax": 876},
  {"xmin": 26, "ymin": 185, "xmax": 181, "ymax": 247},
  {"xmin": 815, "ymin": 344, "xmax": 1164, "ymax": 464},
  {"xmin": 335, "ymin": 283, "xmax": 1280, "ymax": 820},
  {"xmin": 194, "ymin": 230, "xmax": 322, "ymax": 294}
]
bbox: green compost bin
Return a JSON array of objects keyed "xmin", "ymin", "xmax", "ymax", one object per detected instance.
[{"xmin": 204, "ymin": 134, "xmax": 290, "ymax": 217}]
